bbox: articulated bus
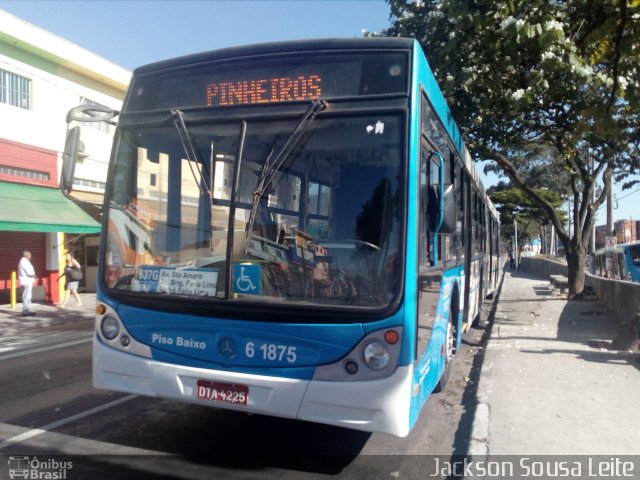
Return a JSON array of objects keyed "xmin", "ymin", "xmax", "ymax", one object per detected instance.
[
  {"xmin": 594, "ymin": 242, "xmax": 640, "ymax": 282},
  {"xmin": 64, "ymin": 38, "xmax": 500, "ymax": 437}
]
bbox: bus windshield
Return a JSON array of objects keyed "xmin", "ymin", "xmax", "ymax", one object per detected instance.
[{"xmin": 105, "ymin": 111, "xmax": 403, "ymax": 309}]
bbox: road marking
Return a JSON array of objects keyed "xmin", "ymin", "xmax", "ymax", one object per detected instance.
[
  {"xmin": 0, "ymin": 334, "xmax": 92, "ymax": 360},
  {"xmin": 0, "ymin": 421, "xmax": 169, "ymax": 456},
  {"xmin": 0, "ymin": 394, "xmax": 137, "ymax": 451}
]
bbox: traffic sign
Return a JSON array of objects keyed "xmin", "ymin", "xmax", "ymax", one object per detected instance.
[{"xmin": 605, "ymin": 236, "xmax": 617, "ymax": 251}]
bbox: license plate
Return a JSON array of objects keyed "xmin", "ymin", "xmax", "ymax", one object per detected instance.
[{"xmin": 196, "ymin": 380, "xmax": 248, "ymax": 405}]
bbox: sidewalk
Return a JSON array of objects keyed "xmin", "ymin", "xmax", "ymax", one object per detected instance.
[
  {"xmin": 472, "ymin": 270, "xmax": 640, "ymax": 455},
  {"xmin": 0, "ymin": 293, "xmax": 96, "ymax": 338}
]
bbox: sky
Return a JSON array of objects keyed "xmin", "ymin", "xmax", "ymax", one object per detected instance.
[
  {"xmin": 0, "ymin": 0, "xmax": 393, "ymax": 70},
  {"xmin": 1, "ymin": 1, "xmax": 637, "ymax": 225}
]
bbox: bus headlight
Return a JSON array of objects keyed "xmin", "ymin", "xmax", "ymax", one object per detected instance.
[
  {"xmin": 362, "ymin": 341, "xmax": 390, "ymax": 371},
  {"xmin": 101, "ymin": 315, "xmax": 120, "ymax": 340}
]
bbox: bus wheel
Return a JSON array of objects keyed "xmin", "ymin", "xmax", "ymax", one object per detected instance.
[{"xmin": 435, "ymin": 305, "xmax": 458, "ymax": 393}]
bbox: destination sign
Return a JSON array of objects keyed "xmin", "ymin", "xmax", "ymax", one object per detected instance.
[
  {"xmin": 206, "ymin": 74, "xmax": 322, "ymax": 106},
  {"xmin": 134, "ymin": 266, "xmax": 219, "ymax": 297},
  {"xmin": 125, "ymin": 52, "xmax": 408, "ymax": 112}
]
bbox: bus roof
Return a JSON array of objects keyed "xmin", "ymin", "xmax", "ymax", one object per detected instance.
[{"xmin": 133, "ymin": 37, "xmax": 416, "ymax": 75}]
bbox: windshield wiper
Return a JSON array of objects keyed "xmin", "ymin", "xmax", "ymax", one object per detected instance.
[
  {"xmin": 171, "ymin": 109, "xmax": 212, "ymax": 198},
  {"xmin": 244, "ymin": 99, "xmax": 328, "ymax": 252}
]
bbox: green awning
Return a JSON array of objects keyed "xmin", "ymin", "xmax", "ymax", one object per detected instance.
[{"xmin": 0, "ymin": 182, "xmax": 101, "ymax": 234}]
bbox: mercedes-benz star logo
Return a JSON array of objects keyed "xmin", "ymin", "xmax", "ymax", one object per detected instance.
[{"xmin": 218, "ymin": 337, "xmax": 236, "ymax": 359}]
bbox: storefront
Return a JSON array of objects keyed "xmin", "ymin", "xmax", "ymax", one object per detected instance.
[{"xmin": 0, "ymin": 182, "xmax": 100, "ymax": 304}]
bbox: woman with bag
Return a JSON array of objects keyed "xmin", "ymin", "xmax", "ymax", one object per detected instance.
[{"xmin": 59, "ymin": 252, "xmax": 83, "ymax": 308}]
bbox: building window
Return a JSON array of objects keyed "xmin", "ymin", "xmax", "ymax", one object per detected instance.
[
  {"xmin": 0, "ymin": 69, "xmax": 32, "ymax": 110},
  {"xmin": 0, "ymin": 165, "xmax": 48, "ymax": 180},
  {"xmin": 73, "ymin": 177, "xmax": 106, "ymax": 190},
  {"xmin": 150, "ymin": 173, "xmax": 157, "ymax": 187}
]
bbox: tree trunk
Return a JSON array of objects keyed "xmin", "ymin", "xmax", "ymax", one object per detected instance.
[{"xmin": 566, "ymin": 248, "xmax": 586, "ymax": 297}]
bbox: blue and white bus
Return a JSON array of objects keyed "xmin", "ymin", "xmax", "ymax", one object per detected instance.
[{"xmin": 64, "ymin": 38, "xmax": 500, "ymax": 437}]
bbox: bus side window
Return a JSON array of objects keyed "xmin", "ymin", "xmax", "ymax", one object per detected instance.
[
  {"xmin": 616, "ymin": 252, "xmax": 625, "ymax": 280},
  {"xmin": 458, "ymin": 161, "xmax": 466, "ymax": 253},
  {"xmin": 438, "ymin": 149, "xmax": 454, "ymax": 265},
  {"xmin": 452, "ymin": 157, "xmax": 464, "ymax": 262},
  {"xmin": 419, "ymin": 147, "xmax": 430, "ymax": 267},
  {"xmin": 470, "ymin": 188, "xmax": 478, "ymax": 255},
  {"xmin": 428, "ymin": 154, "xmax": 441, "ymax": 265},
  {"xmin": 419, "ymin": 145, "xmax": 442, "ymax": 267},
  {"xmin": 480, "ymin": 201, "xmax": 486, "ymax": 254}
]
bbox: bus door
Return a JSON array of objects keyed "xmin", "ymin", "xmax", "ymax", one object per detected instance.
[{"xmin": 416, "ymin": 142, "xmax": 444, "ymax": 367}]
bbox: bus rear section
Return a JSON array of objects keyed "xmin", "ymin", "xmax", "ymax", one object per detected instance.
[
  {"xmin": 594, "ymin": 242, "xmax": 640, "ymax": 282},
  {"xmin": 622, "ymin": 243, "xmax": 640, "ymax": 282}
]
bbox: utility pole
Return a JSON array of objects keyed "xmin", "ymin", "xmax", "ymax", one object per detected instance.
[
  {"xmin": 589, "ymin": 147, "xmax": 596, "ymax": 255},
  {"xmin": 605, "ymin": 174, "xmax": 615, "ymax": 278},
  {"xmin": 514, "ymin": 218, "xmax": 519, "ymax": 270},
  {"xmin": 567, "ymin": 195, "xmax": 572, "ymax": 238},
  {"xmin": 607, "ymin": 175, "xmax": 615, "ymax": 236}
]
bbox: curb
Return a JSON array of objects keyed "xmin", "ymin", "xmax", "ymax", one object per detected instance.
[{"xmin": 465, "ymin": 269, "xmax": 510, "ymax": 457}]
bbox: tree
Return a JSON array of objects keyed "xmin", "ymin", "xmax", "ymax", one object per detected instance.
[
  {"xmin": 381, "ymin": 0, "xmax": 640, "ymax": 296},
  {"xmin": 488, "ymin": 145, "xmax": 570, "ymax": 253},
  {"xmin": 489, "ymin": 182, "xmax": 566, "ymax": 255},
  {"xmin": 490, "ymin": 184, "xmax": 538, "ymax": 252}
]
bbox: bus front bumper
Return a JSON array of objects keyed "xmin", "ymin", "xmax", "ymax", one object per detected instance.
[{"xmin": 93, "ymin": 337, "xmax": 413, "ymax": 437}]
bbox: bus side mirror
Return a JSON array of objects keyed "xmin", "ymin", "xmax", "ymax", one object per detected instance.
[
  {"xmin": 61, "ymin": 126, "xmax": 83, "ymax": 193},
  {"xmin": 439, "ymin": 184, "xmax": 456, "ymax": 234},
  {"xmin": 61, "ymin": 105, "xmax": 119, "ymax": 194}
]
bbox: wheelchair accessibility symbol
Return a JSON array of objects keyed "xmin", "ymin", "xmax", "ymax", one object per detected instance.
[{"xmin": 233, "ymin": 264, "xmax": 261, "ymax": 295}]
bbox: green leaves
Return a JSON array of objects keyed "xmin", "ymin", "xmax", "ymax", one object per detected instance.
[{"xmin": 381, "ymin": 0, "xmax": 639, "ymax": 293}]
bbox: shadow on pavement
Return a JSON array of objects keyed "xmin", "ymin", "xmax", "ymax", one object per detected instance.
[
  {"xmin": 449, "ymin": 267, "xmax": 507, "ymax": 458},
  {"xmin": 519, "ymin": 296, "xmax": 640, "ymax": 372}
]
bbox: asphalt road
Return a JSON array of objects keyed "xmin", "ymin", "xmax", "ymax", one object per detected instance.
[{"xmin": 0, "ymin": 299, "xmax": 497, "ymax": 480}]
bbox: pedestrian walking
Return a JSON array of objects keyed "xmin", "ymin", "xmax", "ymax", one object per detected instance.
[
  {"xmin": 18, "ymin": 250, "xmax": 37, "ymax": 316},
  {"xmin": 58, "ymin": 252, "xmax": 83, "ymax": 308}
]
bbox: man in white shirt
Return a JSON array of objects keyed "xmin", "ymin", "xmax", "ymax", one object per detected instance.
[{"xmin": 18, "ymin": 250, "xmax": 37, "ymax": 316}]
